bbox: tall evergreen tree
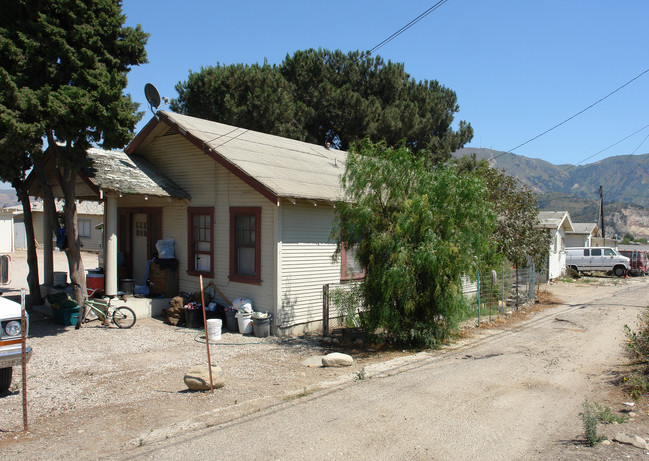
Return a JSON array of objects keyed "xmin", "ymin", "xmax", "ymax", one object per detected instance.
[
  {"xmin": 0, "ymin": 0, "xmax": 148, "ymax": 304},
  {"xmin": 172, "ymin": 49, "xmax": 472, "ymax": 163}
]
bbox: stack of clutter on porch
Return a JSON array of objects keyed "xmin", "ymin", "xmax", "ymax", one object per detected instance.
[
  {"xmin": 160, "ymin": 287, "xmax": 228, "ymax": 332},
  {"xmin": 160, "ymin": 288, "xmax": 271, "ymax": 338}
]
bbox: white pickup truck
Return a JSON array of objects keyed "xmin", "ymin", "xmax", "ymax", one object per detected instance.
[
  {"xmin": 0, "ymin": 297, "xmax": 32, "ymax": 393},
  {"xmin": 565, "ymin": 247, "xmax": 631, "ymax": 277}
]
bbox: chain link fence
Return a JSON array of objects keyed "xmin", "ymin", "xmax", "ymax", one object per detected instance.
[
  {"xmin": 322, "ymin": 264, "xmax": 537, "ymax": 335},
  {"xmin": 461, "ymin": 264, "xmax": 536, "ymax": 326}
]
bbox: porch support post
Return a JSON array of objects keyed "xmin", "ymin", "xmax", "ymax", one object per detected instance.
[
  {"xmin": 42, "ymin": 198, "xmax": 54, "ymax": 286},
  {"xmin": 104, "ymin": 193, "xmax": 118, "ymax": 297}
]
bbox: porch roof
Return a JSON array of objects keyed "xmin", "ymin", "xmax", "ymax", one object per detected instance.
[
  {"xmin": 85, "ymin": 148, "xmax": 190, "ymax": 199},
  {"xmin": 127, "ymin": 111, "xmax": 346, "ymax": 204},
  {"xmin": 28, "ymin": 147, "xmax": 190, "ymax": 200}
]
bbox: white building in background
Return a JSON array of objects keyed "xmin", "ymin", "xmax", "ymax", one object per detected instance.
[{"xmin": 536, "ymin": 211, "xmax": 574, "ymax": 281}]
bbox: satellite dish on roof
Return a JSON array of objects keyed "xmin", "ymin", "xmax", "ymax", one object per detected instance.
[{"xmin": 144, "ymin": 83, "xmax": 161, "ymax": 114}]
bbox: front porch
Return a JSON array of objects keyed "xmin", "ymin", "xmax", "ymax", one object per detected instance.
[{"xmin": 27, "ymin": 147, "xmax": 190, "ymax": 302}]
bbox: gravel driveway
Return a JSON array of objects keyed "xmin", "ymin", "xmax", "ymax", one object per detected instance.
[{"xmin": 1, "ymin": 250, "xmax": 649, "ymax": 460}]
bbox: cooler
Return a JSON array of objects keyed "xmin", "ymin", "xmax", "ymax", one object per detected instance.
[{"xmin": 86, "ymin": 270, "xmax": 104, "ymax": 296}]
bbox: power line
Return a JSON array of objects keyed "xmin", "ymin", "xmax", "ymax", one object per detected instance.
[
  {"xmin": 492, "ymin": 66, "xmax": 649, "ymax": 161},
  {"xmin": 368, "ymin": 1, "xmax": 449, "ymax": 55},
  {"xmin": 542, "ymin": 123, "xmax": 649, "ymax": 181},
  {"xmin": 604, "ymin": 133, "xmax": 649, "ymax": 194}
]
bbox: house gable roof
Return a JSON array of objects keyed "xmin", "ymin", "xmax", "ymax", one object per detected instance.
[
  {"xmin": 537, "ymin": 211, "xmax": 574, "ymax": 232},
  {"xmin": 127, "ymin": 111, "xmax": 346, "ymax": 204},
  {"xmin": 567, "ymin": 222, "xmax": 599, "ymax": 236}
]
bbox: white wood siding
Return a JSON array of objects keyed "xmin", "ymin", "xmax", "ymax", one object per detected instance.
[
  {"xmin": 135, "ymin": 134, "xmax": 277, "ymax": 313},
  {"xmin": 279, "ymin": 202, "xmax": 341, "ymax": 329},
  {"xmin": 547, "ymin": 228, "xmax": 567, "ymax": 280},
  {"xmin": 32, "ymin": 212, "xmax": 103, "ymax": 252},
  {"xmin": 0, "ymin": 212, "xmax": 13, "ymax": 253}
]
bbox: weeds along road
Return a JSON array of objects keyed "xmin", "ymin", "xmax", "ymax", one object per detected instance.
[{"xmin": 118, "ymin": 279, "xmax": 648, "ymax": 461}]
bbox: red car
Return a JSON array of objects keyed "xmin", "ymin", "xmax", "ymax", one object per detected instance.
[{"xmin": 619, "ymin": 250, "xmax": 648, "ymax": 276}]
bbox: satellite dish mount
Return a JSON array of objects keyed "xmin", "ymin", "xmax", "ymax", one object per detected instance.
[{"xmin": 144, "ymin": 83, "xmax": 168, "ymax": 115}]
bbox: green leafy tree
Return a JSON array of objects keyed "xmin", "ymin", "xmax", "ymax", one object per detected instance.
[
  {"xmin": 454, "ymin": 154, "xmax": 549, "ymax": 270},
  {"xmin": 172, "ymin": 49, "xmax": 473, "ymax": 164},
  {"xmin": 0, "ymin": 0, "xmax": 148, "ymax": 304},
  {"xmin": 332, "ymin": 141, "xmax": 495, "ymax": 348}
]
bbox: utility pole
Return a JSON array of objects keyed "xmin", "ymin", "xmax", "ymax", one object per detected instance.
[{"xmin": 599, "ymin": 185, "xmax": 605, "ymax": 239}]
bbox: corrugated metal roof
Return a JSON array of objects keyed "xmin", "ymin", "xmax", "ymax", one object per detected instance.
[
  {"xmin": 152, "ymin": 111, "xmax": 346, "ymax": 202},
  {"xmin": 85, "ymin": 148, "xmax": 190, "ymax": 199}
]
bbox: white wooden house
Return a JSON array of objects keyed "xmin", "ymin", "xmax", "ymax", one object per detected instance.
[
  {"xmin": 536, "ymin": 211, "xmax": 574, "ymax": 281},
  {"xmin": 31, "ymin": 111, "xmax": 356, "ymax": 335},
  {"xmin": 565, "ymin": 222, "xmax": 598, "ymax": 248},
  {"xmin": 9, "ymin": 200, "xmax": 104, "ymax": 252}
]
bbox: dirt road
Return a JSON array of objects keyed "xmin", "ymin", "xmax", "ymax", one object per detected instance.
[
  {"xmin": 0, "ymin": 262, "xmax": 648, "ymax": 459},
  {"xmin": 119, "ymin": 278, "xmax": 649, "ymax": 460}
]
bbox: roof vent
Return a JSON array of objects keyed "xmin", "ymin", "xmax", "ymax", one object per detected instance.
[{"xmin": 160, "ymin": 127, "xmax": 178, "ymax": 137}]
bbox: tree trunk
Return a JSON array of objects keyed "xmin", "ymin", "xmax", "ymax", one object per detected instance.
[
  {"xmin": 34, "ymin": 158, "xmax": 59, "ymax": 239},
  {"xmin": 60, "ymin": 167, "xmax": 86, "ymax": 306},
  {"xmin": 15, "ymin": 184, "xmax": 42, "ymax": 309}
]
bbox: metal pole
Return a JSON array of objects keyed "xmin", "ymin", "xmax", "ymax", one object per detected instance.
[
  {"xmin": 531, "ymin": 263, "xmax": 536, "ymax": 303},
  {"xmin": 477, "ymin": 272, "xmax": 481, "ymax": 327},
  {"xmin": 501, "ymin": 264, "xmax": 505, "ymax": 316},
  {"xmin": 199, "ymin": 275, "xmax": 214, "ymax": 393},
  {"xmin": 322, "ymin": 284, "xmax": 329, "ymax": 337},
  {"xmin": 21, "ymin": 289, "xmax": 28, "ymax": 431}
]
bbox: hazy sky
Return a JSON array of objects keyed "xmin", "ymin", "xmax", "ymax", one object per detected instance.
[{"xmin": 122, "ymin": 0, "xmax": 649, "ymax": 166}]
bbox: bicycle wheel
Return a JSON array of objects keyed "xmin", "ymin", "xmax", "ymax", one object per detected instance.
[{"xmin": 112, "ymin": 306, "xmax": 136, "ymax": 329}]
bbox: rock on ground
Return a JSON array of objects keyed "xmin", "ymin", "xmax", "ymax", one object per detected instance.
[
  {"xmin": 322, "ymin": 352, "xmax": 353, "ymax": 367},
  {"xmin": 613, "ymin": 432, "xmax": 648, "ymax": 449},
  {"xmin": 184, "ymin": 364, "xmax": 226, "ymax": 390}
]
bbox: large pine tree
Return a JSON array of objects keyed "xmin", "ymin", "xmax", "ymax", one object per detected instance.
[{"xmin": 172, "ymin": 49, "xmax": 473, "ymax": 164}]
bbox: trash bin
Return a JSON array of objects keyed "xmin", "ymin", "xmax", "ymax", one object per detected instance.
[
  {"xmin": 235, "ymin": 311, "xmax": 253, "ymax": 334},
  {"xmin": 252, "ymin": 312, "xmax": 272, "ymax": 338},
  {"xmin": 118, "ymin": 278, "xmax": 134, "ymax": 295},
  {"xmin": 184, "ymin": 308, "xmax": 203, "ymax": 329},
  {"xmin": 225, "ymin": 308, "xmax": 238, "ymax": 332}
]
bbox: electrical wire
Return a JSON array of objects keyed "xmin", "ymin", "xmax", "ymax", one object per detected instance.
[
  {"xmin": 368, "ymin": 0, "xmax": 450, "ymax": 55},
  {"xmin": 492, "ymin": 67, "xmax": 649, "ymax": 161},
  {"xmin": 604, "ymin": 134, "xmax": 649, "ymax": 194},
  {"xmin": 537, "ymin": 123, "xmax": 649, "ymax": 182}
]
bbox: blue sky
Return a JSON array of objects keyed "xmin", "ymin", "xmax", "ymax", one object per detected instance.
[{"xmin": 122, "ymin": 0, "xmax": 649, "ymax": 166}]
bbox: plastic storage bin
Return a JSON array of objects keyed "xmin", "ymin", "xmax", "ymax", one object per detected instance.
[{"xmin": 52, "ymin": 306, "xmax": 80, "ymax": 326}]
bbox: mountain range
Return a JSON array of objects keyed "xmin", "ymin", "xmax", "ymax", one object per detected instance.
[
  {"xmin": 453, "ymin": 147, "xmax": 649, "ymax": 239},
  {"xmin": 3, "ymin": 148, "xmax": 649, "ymax": 239}
]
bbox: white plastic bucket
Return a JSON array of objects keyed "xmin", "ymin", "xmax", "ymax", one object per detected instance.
[
  {"xmin": 235, "ymin": 312, "xmax": 253, "ymax": 334},
  {"xmin": 206, "ymin": 318, "xmax": 222, "ymax": 341}
]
